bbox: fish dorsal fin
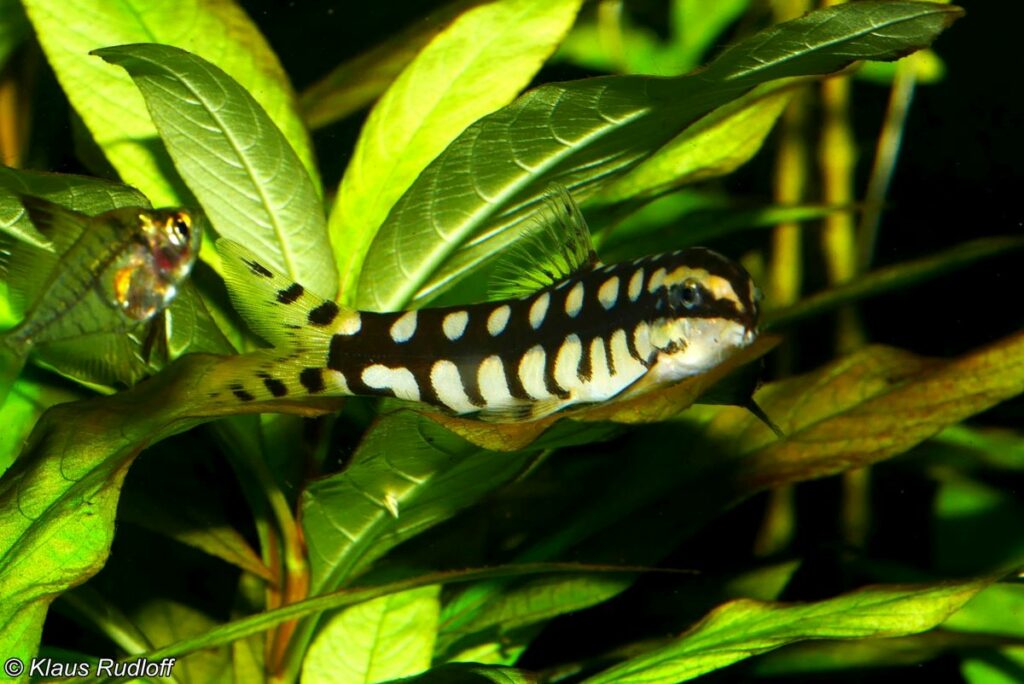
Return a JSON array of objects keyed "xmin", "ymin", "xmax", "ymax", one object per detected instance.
[
  {"xmin": 17, "ymin": 194, "xmax": 91, "ymax": 253},
  {"xmin": 489, "ymin": 185, "xmax": 599, "ymax": 299},
  {"xmin": 2, "ymin": 196, "xmax": 92, "ymax": 318},
  {"xmin": 217, "ymin": 239, "xmax": 353, "ymax": 347}
]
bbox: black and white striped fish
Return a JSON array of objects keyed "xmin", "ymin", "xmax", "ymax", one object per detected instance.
[{"xmin": 209, "ymin": 190, "xmax": 760, "ymax": 422}]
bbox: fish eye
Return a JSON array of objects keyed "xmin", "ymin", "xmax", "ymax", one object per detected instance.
[
  {"xmin": 673, "ymin": 278, "xmax": 702, "ymax": 310},
  {"xmin": 171, "ymin": 214, "xmax": 191, "ymax": 245}
]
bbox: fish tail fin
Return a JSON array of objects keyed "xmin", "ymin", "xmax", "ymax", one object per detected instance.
[
  {"xmin": 205, "ymin": 240, "xmax": 356, "ymax": 406},
  {"xmin": 215, "ymin": 239, "xmax": 355, "ymax": 348}
]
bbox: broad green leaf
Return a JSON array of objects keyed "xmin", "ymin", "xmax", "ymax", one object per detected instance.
[
  {"xmin": 962, "ymin": 649, "xmax": 1024, "ymax": 684},
  {"xmin": 96, "ymin": 44, "xmax": 337, "ymax": 297},
  {"xmin": 299, "ymin": 0, "xmax": 486, "ymax": 129},
  {"xmin": 21, "ymin": 0, "xmax": 317, "ymax": 206},
  {"xmin": 946, "ymin": 583, "xmax": 1024, "ymax": 638},
  {"xmin": 441, "ymin": 574, "xmax": 632, "ymax": 664},
  {"xmin": 358, "ymin": 1, "xmax": 963, "ymax": 310},
  {"xmin": 87, "ymin": 563, "xmax": 649, "ymax": 671},
  {"xmin": 932, "ymin": 425, "xmax": 1024, "ymax": 471},
  {"xmin": 130, "ymin": 600, "xmax": 231, "ymax": 683},
  {"xmin": 331, "ymin": 0, "xmax": 583, "ymax": 305},
  {"xmin": 583, "ymin": 578, "xmax": 990, "ymax": 683},
  {"xmin": 752, "ymin": 632, "xmax": 1006, "ymax": 676},
  {"xmin": 303, "ymin": 586, "xmax": 440, "ymax": 684},
  {"xmin": 594, "ymin": 85, "xmax": 793, "ymax": 204}
]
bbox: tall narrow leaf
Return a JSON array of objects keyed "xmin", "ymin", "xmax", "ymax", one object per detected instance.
[
  {"xmin": 331, "ymin": 0, "xmax": 583, "ymax": 304},
  {"xmin": 96, "ymin": 45, "xmax": 337, "ymax": 296}
]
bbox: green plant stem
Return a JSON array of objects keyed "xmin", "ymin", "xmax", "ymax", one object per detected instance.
[
  {"xmin": 764, "ymin": 236, "xmax": 1024, "ymax": 330},
  {"xmin": 759, "ymin": 0, "xmax": 810, "ymax": 559},
  {"xmin": 857, "ymin": 57, "xmax": 918, "ymax": 271}
]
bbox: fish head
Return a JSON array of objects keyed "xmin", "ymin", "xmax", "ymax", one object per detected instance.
[
  {"xmin": 139, "ymin": 208, "xmax": 203, "ymax": 283},
  {"xmin": 646, "ymin": 248, "xmax": 760, "ymax": 383}
]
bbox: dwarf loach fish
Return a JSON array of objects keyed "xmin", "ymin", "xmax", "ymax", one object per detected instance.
[{"xmin": 207, "ymin": 187, "xmax": 764, "ymax": 424}]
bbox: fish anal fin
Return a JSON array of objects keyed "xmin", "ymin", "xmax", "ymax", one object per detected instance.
[{"xmin": 489, "ymin": 184, "xmax": 598, "ymax": 299}]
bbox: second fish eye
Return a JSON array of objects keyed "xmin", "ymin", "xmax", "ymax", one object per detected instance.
[{"xmin": 679, "ymin": 279, "xmax": 701, "ymax": 309}]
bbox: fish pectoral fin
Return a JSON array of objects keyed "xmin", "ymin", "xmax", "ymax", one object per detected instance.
[
  {"xmin": 476, "ymin": 396, "xmax": 567, "ymax": 423},
  {"xmin": 216, "ymin": 239, "xmax": 351, "ymax": 348},
  {"xmin": 489, "ymin": 184, "xmax": 599, "ymax": 299}
]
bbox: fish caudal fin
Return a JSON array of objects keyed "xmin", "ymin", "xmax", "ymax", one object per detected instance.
[{"xmin": 207, "ymin": 240, "xmax": 355, "ymax": 405}]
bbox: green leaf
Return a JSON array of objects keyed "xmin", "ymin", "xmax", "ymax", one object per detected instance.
[
  {"xmin": 301, "ymin": 412, "xmax": 537, "ymax": 593},
  {"xmin": 95, "ymin": 44, "xmax": 337, "ymax": 297},
  {"xmin": 357, "ymin": 1, "xmax": 963, "ymax": 310},
  {"xmin": 299, "ymin": 0, "xmax": 486, "ymax": 129},
  {"xmin": 583, "ymin": 578, "xmax": 990, "ymax": 683},
  {"xmin": 593, "ymin": 84, "xmax": 793, "ymax": 204},
  {"xmin": 707, "ymin": 332, "xmax": 1024, "ymax": 490},
  {"xmin": 303, "ymin": 586, "xmax": 440, "ymax": 684},
  {"xmin": 21, "ymin": 0, "xmax": 317, "ymax": 206},
  {"xmin": 933, "ymin": 474, "xmax": 1024, "ymax": 576},
  {"xmin": 331, "ymin": 0, "xmax": 583, "ymax": 305},
  {"xmin": 0, "ymin": 374, "xmax": 83, "ymax": 475},
  {"xmin": 381, "ymin": 663, "xmax": 536, "ymax": 684}
]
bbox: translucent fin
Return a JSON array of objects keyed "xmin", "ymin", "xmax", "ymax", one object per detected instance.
[
  {"xmin": 32, "ymin": 331, "xmax": 151, "ymax": 390},
  {"xmin": 3, "ymin": 196, "xmax": 92, "ymax": 318},
  {"xmin": 216, "ymin": 239, "xmax": 352, "ymax": 347},
  {"xmin": 477, "ymin": 396, "xmax": 567, "ymax": 423},
  {"xmin": 17, "ymin": 194, "xmax": 91, "ymax": 253},
  {"xmin": 489, "ymin": 185, "xmax": 599, "ymax": 299}
]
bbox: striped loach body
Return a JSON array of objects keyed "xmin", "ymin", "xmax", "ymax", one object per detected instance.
[{"xmin": 210, "ymin": 241, "xmax": 759, "ymax": 422}]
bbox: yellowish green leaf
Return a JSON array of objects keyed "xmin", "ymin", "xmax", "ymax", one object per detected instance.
[{"xmin": 331, "ymin": 0, "xmax": 582, "ymax": 305}]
